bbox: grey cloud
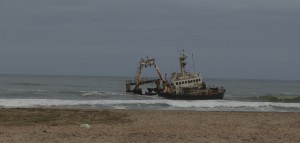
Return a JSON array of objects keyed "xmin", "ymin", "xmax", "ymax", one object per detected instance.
[{"xmin": 0, "ymin": 0, "xmax": 300, "ymax": 79}]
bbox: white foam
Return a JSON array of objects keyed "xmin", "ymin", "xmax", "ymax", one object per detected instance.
[
  {"xmin": 0, "ymin": 99, "xmax": 299, "ymax": 112},
  {"xmin": 79, "ymin": 91, "xmax": 122, "ymax": 96},
  {"xmin": 81, "ymin": 91, "xmax": 101, "ymax": 96}
]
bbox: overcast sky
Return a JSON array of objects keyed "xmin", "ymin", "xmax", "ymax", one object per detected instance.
[{"xmin": 1, "ymin": 0, "xmax": 300, "ymax": 80}]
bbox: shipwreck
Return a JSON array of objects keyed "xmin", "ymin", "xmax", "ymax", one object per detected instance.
[{"xmin": 126, "ymin": 50, "xmax": 225, "ymax": 100}]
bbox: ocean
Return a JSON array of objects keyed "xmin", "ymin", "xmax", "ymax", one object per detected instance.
[{"xmin": 0, "ymin": 74, "xmax": 300, "ymax": 112}]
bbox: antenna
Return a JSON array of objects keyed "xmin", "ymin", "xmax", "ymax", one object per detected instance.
[{"xmin": 192, "ymin": 53, "xmax": 195, "ymax": 73}]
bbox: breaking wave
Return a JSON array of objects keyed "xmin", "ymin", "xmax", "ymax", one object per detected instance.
[
  {"xmin": 235, "ymin": 94, "xmax": 300, "ymax": 103},
  {"xmin": 1, "ymin": 99, "xmax": 300, "ymax": 112},
  {"xmin": 58, "ymin": 91, "xmax": 123, "ymax": 96},
  {"xmin": 79, "ymin": 91, "xmax": 121, "ymax": 96}
]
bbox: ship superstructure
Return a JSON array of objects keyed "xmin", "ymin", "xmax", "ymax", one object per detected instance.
[{"xmin": 169, "ymin": 51, "xmax": 204, "ymax": 93}]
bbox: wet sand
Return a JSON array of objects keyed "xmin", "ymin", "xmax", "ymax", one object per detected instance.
[{"xmin": 0, "ymin": 108, "xmax": 299, "ymax": 143}]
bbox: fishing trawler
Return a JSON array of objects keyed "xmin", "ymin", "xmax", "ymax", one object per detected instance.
[
  {"xmin": 126, "ymin": 50, "xmax": 225, "ymax": 100},
  {"xmin": 158, "ymin": 50, "xmax": 225, "ymax": 100}
]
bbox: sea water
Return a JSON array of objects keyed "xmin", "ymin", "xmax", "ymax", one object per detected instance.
[{"xmin": 0, "ymin": 74, "xmax": 300, "ymax": 112}]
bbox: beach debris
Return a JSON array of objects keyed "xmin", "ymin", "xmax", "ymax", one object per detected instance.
[{"xmin": 80, "ymin": 123, "xmax": 91, "ymax": 128}]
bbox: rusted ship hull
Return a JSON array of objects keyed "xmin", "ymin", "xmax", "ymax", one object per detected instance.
[{"xmin": 158, "ymin": 92, "xmax": 224, "ymax": 100}]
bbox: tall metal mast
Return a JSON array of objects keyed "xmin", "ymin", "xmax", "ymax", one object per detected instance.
[{"xmin": 179, "ymin": 50, "xmax": 187, "ymax": 77}]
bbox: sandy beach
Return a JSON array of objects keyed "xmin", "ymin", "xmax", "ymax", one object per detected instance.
[{"xmin": 0, "ymin": 108, "xmax": 299, "ymax": 143}]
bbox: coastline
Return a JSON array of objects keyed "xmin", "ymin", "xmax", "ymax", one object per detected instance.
[{"xmin": 0, "ymin": 108, "xmax": 299, "ymax": 143}]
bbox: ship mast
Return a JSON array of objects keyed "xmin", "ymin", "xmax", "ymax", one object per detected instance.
[{"xmin": 179, "ymin": 50, "xmax": 187, "ymax": 77}]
